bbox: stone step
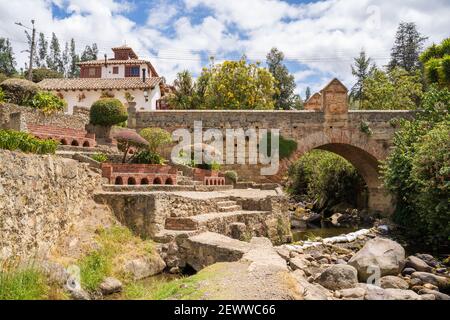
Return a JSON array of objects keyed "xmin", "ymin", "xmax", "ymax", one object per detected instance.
[
  {"xmin": 165, "ymin": 210, "xmax": 270, "ymax": 233},
  {"xmin": 183, "ymin": 232, "xmax": 252, "ymax": 271},
  {"xmin": 153, "ymin": 229, "xmax": 202, "ymax": 243},
  {"xmin": 218, "ymin": 205, "xmax": 242, "ymax": 212},
  {"xmin": 216, "ymin": 200, "xmax": 238, "ymax": 207}
]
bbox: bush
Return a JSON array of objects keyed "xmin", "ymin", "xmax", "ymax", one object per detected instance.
[
  {"xmin": 139, "ymin": 128, "xmax": 172, "ymax": 154},
  {"xmin": 382, "ymin": 86, "xmax": 450, "ymax": 248},
  {"xmin": 0, "ymin": 78, "xmax": 39, "ymax": 106},
  {"xmin": 91, "ymin": 152, "xmax": 108, "ymax": 163},
  {"xmin": 133, "ymin": 150, "xmax": 164, "ymax": 164},
  {"xmin": 224, "ymin": 170, "xmax": 238, "ymax": 183},
  {"xmin": 89, "ymin": 98, "xmax": 128, "ymax": 126},
  {"xmin": 410, "ymin": 123, "xmax": 449, "ymax": 245},
  {"xmin": 28, "ymin": 91, "xmax": 66, "ymax": 114},
  {"xmin": 288, "ymin": 150, "xmax": 366, "ymax": 212},
  {"xmin": 0, "ymin": 130, "xmax": 58, "ymax": 154},
  {"xmin": 24, "ymin": 68, "xmax": 63, "ymax": 83},
  {"xmin": 0, "ymin": 87, "xmax": 4, "ymax": 102}
]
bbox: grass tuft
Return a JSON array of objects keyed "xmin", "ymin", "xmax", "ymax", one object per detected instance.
[{"xmin": 0, "ymin": 267, "xmax": 48, "ymax": 300}]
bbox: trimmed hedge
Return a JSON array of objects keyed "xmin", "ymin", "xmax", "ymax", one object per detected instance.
[
  {"xmin": 89, "ymin": 98, "xmax": 128, "ymax": 126},
  {"xmin": 0, "ymin": 78, "xmax": 39, "ymax": 106},
  {"xmin": 0, "ymin": 130, "xmax": 58, "ymax": 154}
]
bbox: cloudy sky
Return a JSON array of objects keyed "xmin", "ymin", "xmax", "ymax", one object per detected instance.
[{"xmin": 0, "ymin": 0, "xmax": 449, "ymax": 97}]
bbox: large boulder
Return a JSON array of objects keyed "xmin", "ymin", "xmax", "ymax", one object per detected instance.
[
  {"xmin": 99, "ymin": 277, "xmax": 122, "ymax": 295},
  {"xmin": 380, "ymin": 276, "xmax": 409, "ymax": 290},
  {"xmin": 411, "ymin": 272, "xmax": 450, "ymax": 291},
  {"xmin": 361, "ymin": 284, "xmax": 421, "ymax": 300},
  {"xmin": 384, "ymin": 288, "xmax": 422, "ymax": 300},
  {"xmin": 348, "ymin": 237, "xmax": 405, "ymax": 282},
  {"xmin": 123, "ymin": 255, "xmax": 166, "ymax": 280},
  {"xmin": 292, "ymin": 270, "xmax": 332, "ymax": 300},
  {"xmin": 316, "ymin": 265, "xmax": 358, "ymax": 290},
  {"xmin": 405, "ymin": 256, "xmax": 432, "ymax": 272},
  {"xmin": 418, "ymin": 288, "xmax": 450, "ymax": 300},
  {"xmin": 334, "ymin": 287, "xmax": 366, "ymax": 300}
]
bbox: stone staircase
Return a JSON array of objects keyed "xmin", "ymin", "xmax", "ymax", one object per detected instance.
[{"xmin": 162, "ymin": 199, "xmax": 271, "ymax": 241}]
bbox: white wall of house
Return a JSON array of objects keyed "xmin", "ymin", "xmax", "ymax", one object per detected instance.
[
  {"xmin": 101, "ymin": 63, "xmax": 150, "ymax": 79},
  {"xmin": 58, "ymin": 86, "xmax": 161, "ymax": 114}
]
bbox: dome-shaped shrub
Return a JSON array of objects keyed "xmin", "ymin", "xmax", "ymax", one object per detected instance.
[
  {"xmin": 0, "ymin": 78, "xmax": 39, "ymax": 105},
  {"xmin": 89, "ymin": 98, "xmax": 128, "ymax": 126}
]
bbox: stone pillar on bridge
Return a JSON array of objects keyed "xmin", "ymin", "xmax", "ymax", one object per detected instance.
[{"xmin": 321, "ymin": 78, "xmax": 349, "ymax": 126}]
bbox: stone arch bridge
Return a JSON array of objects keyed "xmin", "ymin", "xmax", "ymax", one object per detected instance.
[{"xmin": 128, "ymin": 79, "xmax": 415, "ymax": 215}]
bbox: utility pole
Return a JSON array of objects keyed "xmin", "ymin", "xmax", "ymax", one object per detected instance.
[{"xmin": 15, "ymin": 20, "xmax": 36, "ymax": 81}]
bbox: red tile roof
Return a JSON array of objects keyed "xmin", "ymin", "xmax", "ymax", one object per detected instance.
[{"xmin": 38, "ymin": 77, "xmax": 163, "ymax": 91}]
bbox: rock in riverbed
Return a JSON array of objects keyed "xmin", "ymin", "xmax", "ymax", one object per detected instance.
[
  {"xmin": 348, "ymin": 237, "xmax": 405, "ymax": 282},
  {"xmin": 405, "ymin": 256, "xmax": 432, "ymax": 272},
  {"xmin": 411, "ymin": 272, "xmax": 450, "ymax": 291},
  {"xmin": 316, "ymin": 264, "xmax": 358, "ymax": 290},
  {"xmin": 99, "ymin": 277, "xmax": 122, "ymax": 295},
  {"xmin": 380, "ymin": 276, "xmax": 409, "ymax": 290}
]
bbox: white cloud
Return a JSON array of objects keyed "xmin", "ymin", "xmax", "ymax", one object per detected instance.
[{"xmin": 1, "ymin": 0, "xmax": 449, "ymax": 92}]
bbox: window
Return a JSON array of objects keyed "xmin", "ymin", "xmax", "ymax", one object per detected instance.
[
  {"xmin": 113, "ymin": 66, "xmax": 119, "ymax": 74},
  {"xmin": 125, "ymin": 65, "xmax": 141, "ymax": 77},
  {"xmin": 88, "ymin": 68, "xmax": 96, "ymax": 77},
  {"xmin": 130, "ymin": 66, "xmax": 140, "ymax": 76}
]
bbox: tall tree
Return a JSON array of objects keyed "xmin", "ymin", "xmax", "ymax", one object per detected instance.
[
  {"xmin": 62, "ymin": 41, "xmax": 70, "ymax": 77},
  {"xmin": 36, "ymin": 32, "xmax": 48, "ymax": 68},
  {"xmin": 361, "ymin": 67, "xmax": 423, "ymax": 110},
  {"xmin": 47, "ymin": 33, "xmax": 63, "ymax": 73},
  {"xmin": 305, "ymin": 87, "xmax": 311, "ymax": 101},
  {"xmin": 167, "ymin": 70, "xmax": 197, "ymax": 109},
  {"xmin": 0, "ymin": 38, "xmax": 16, "ymax": 76},
  {"xmin": 80, "ymin": 43, "xmax": 98, "ymax": 62},
  {"xmin": 198, "ymin": 58, "xmax": 277, "ymax": 110},
  {"xmin": 68, "ymin": 38, "xmax": 80, "ymax": 78},
  {"xmin": 350, "ymin": 50, "xmax": 375, "ymax": 108},
  {"xmin": 388, "ymin": 22, "xmax": 427, "ymax": 73},
  {"xmin": 420, "ymin": 38, "xmax": 450, "ymax": 87},
  {"xmin": 266, "ymin": 48, "xmax": 297, "ymax": 110}
]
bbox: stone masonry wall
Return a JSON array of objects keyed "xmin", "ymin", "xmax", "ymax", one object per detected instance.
[
  {"xmin": 94, "ymin": 192, "xmax": 231, "ymax": 238},
  {"xmin": 0, "ymin": 103, "xmax": 89, "ymax": 131},
  {"xmin": 0, "ymin": 150, "xmax": 102, "ymax": 261}
]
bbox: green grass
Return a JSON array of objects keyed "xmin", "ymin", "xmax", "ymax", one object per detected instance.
[
  {"xmin": 0, "ymin": 268, "xmax": 48, "ymax": 300},
  {"xmin": 79, "ymin": 250, "xmax": 112, "ymax": 291},
  {"xmin": 122, "ymin": 264, "xmax": 225, "ymax": 300},
  {"xmin": 78, "ymin": 225, "xmax": 155, "ymax": 292}
]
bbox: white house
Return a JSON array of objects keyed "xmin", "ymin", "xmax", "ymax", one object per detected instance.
[{"xmin": 38, "ymin": 46, "xmax": 166, "ymax": 114}]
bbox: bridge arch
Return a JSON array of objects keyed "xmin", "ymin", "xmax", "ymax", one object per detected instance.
[{"xmin": 281, "ymin": 130, "xmax": 393, "ymax": 215}]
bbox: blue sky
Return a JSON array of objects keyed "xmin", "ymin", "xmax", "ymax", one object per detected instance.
[{"xmin": 1, "ymin": 0, "xmax": 450, "ymax": 97}]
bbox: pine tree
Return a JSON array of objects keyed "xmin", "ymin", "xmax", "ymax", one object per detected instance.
[
  {"xmin": 62, "ymin": 41, "xmax": 69, "ymax": 77},
  {"xmin": 91, "ymin": 43, "xmax": 98, "ymax": 60},
  {"xmin": 69, "ymin": 38, "xmax": 79, "ymax": 78},
  {"xmin": 36, "ymin": 32, "xmax": 48, "ymax": 68},
  {"xmin": 0, "ymin": 38, "xmax": 16, "ymax": 76},
  {"xmin": 305, "ymin": 87, "xmax": 311, "ymax": 101},
  {"xmin": 47, "ymin": 33, "xmax": 63, "ymax": 73},
  {"xmin": 266, "ymin": 48, "xmax": 297, "ymax": 110},
  {"xmin": 350, "ymin": 50, "xmax": 375, "ymax": 108},
  {"xmin": 388, "ymin": 22, "xmax": 428, "ymax": 73},
  {"xmin": 80, "ymin": 43, "xmax": 99, "ymax": 62}
]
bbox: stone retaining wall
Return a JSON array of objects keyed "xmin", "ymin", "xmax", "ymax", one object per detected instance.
[
  {"xmin": 0, "ymin": 150, "xmax": 102, "ymax": 261},
  {"xmin": 0, "ymin": 103, "xmax": 89, "ymax": 131}
]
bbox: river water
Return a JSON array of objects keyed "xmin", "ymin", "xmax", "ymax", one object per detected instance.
[{"xmin": 291, "ymin": 226, "xmax": 360, "ymax": 242}]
